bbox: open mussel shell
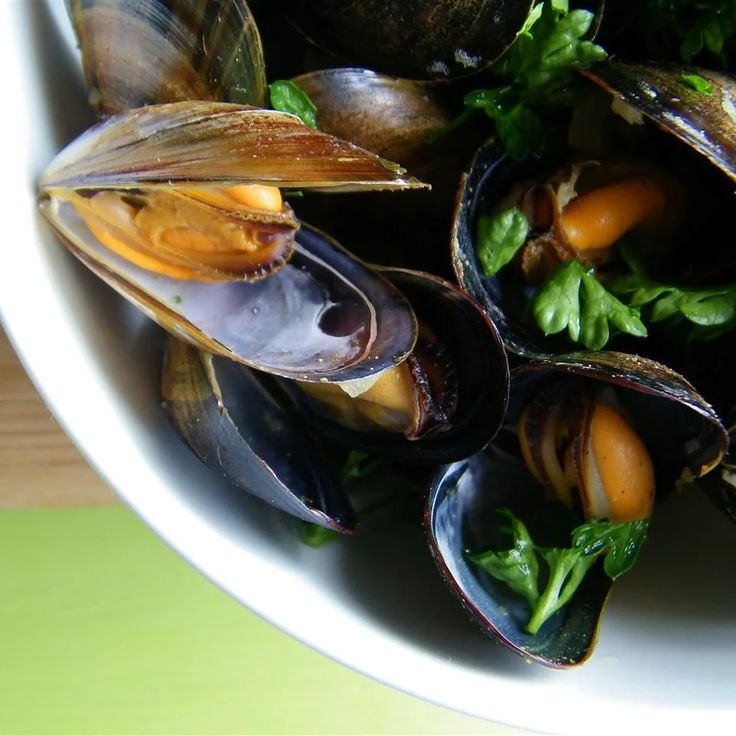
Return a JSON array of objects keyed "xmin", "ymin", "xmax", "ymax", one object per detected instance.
[
  {"xmin": 280, "ymin": 269, "xmax": 510, "ymax": 463},
  {"xmin": 39, "ymin": 194, "xmax": 418, "ymax": 381},
  {"xmin": 67, "ymin": 0, "xmax": 267, "ymax": 115},
  {"xmin": 285, "ymin": 0, "xmax": 534, "ymax": 81},
  {"xmin": 583, "ymin": 62, "xmax": 736, "ymax": 184},
  {"xmin": 426, "ymin": 351, "xmax": 728, "ymax": 667},
  {"xmin": 427, "ymin": 446, "xmax": 611, "ymax": 668},
  {"xmin": 162, "ymin": 338, "xmax": 355, "ymax": 530},
  {"xmin": 451, "ymin": 75, "xmax": 736, "ymax": 360},
  {"xmin": 39, "ymin": 101, "xmax": 427, "ymax": 192}
]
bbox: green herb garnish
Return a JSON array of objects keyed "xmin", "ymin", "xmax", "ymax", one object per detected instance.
[
  {"xmin": 623, "ymin": 1, "xmax": 736, "ymax": 66},
  {"xmin": 269, "ymin": 80, "xmax": 318, "ymax": 128},
  {"xmin": 459, "ymin": 1, "xmax": 606, "ymax": 159},
  {"xmin": 476, "ymin": 208, "xmax": 530, "ymax": 275},
  {"xmin": 610, "ymin": 273, "xmax": 736, "ymax": 335},
  {"xmin": 339, "ymin": 450, "xmax": 385, "ymax": 486},
  {"xmin": 301, "ymin": 523, "xmax": 340, "ymax": 547},
  {"xmin": 681, "ymin": 73, "xmax": 714, "ymax": 95},
  {"xmin": 468, "ymin": 509, "xmax": 649, "ymax": 634},
  {"xmin": 300, "ymin": 451, "xmax": 386, "ymax": 548},
  {"xmin": 532, "ymin": 260, "xmax": 647, "ymax": 350}
]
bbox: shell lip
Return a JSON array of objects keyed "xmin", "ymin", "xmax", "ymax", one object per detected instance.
[
  {"xmin": 582, "ymin": 61, "xmax": 736, "ymax": 184},
  {"xmin": 38, "ymin": 101, "xmax": 430, "ymax": 193},
  {"xmin": 163, "ymin": 340, "xmax": 357, "ymax": 531}
]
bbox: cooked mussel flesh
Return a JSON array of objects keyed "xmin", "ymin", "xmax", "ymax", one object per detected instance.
[{"xmin": 518, "ymin": 379, "xmax": 655, "ymax": 522}]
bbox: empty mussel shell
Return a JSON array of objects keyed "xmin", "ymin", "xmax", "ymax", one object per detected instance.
[
  {"xmin": 280, "ymin": 269, "xmax": 510, "ymax": 463},
  {"xmin": 162, "ymin": 338, "xmax": 355, "ymax": 530},
  {"xmin": 67, "ymin": 0, "xmax": 267, "ymax": 115},
  {"xmin": 426, "ymin": 351, "xmax": 728, "ymax": 667}
]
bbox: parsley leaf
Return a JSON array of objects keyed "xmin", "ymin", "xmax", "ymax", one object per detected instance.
[
  {"xmin": 624, "ymin": 1, "xmax": 736, "ymax": 66},
  {"xmin": 682, "ymin": 73, "xmax": 714, "ymax": 95},
  {"xmin": 476, "ymin": 208, "xmax": 530, "ymax": 276},
  {"xmin": 269, "ymin": 80, "xmax": 318, "ymax": 128},
  {"xmin": 532, "ymin": 259, "xmax": 584, "ymax": 343},
  {"xmin": 533, "ymin": 261, "xmax": 647, "ymax": 350},
  {"xmin": 467, "ymin": 509, "xmax": 540, "ymax": 606},
  {"xmin": 572, "ymin": 519, "xmax": 650, "ymax": 578},
  {"xmin": 437, "ymin": 2, "xmax": 606, "ymax": 159},
  {"xmin": 610, "ymin": 274, "xmax": 736, "ymax": 335},
  {"xmin": 300, "ymin": 451, "xmax": 385, "ymax": 548},
  {"xmin": 339, "ymin": 450, "xmax": 385, "ymax": 486},
  {"xmin": 468, "ymin": 509, "xmax": 649, "ymax": 635},
  {"xmin": 300, "ymin": 523, "xmax": 340, "ymax": 547}
]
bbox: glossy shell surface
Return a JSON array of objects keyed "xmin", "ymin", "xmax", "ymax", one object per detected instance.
[
  {"xmin": 426, "ymin": 350, "xmax": 728, "ymax": 667},
  {"xmin": 68, "ymin": 0, "xmax": 267, "ymax": 114},
  {"xmin": 163, "ymin": 338, "xmax": 355, "ymax": 530},
  {"xmin": 285, "ymin": 0, "xmax": 534, "ymax": 80}
]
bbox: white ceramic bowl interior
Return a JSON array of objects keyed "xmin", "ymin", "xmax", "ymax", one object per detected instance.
[{"xmin": 4, "ymin": 3, "xmax": 736, "ymax": 733}]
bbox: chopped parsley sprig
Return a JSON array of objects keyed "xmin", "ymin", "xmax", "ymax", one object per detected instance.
[
  {"xmin": 457, "ymin": 1, "xmax": 606, "ymax": 159},
  {"xmin": 476, "ymin": 207, "xmax": 736, "ymax": 349},
  {"xmin": 269, "ymin": 80, "xmax": 317, "ymax": 128},
  {"xmin": 468, "ymin": 508, "xmax": 649, "ymax": 634}
]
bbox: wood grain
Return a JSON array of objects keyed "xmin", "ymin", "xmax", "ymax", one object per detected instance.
[{"xmin": 0, "ymin": 327, "xmax": 118, "ymax": 507}]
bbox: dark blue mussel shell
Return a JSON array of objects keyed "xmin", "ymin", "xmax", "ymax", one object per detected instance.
[
  {"xmin": 162, "ymin": 338, "xmax": 355, "ymax": 531},
  {"xmin": 425, "ymin": 351, "xmax": 728, "ymax": 667}
]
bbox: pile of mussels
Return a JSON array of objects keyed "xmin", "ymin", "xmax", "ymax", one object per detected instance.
[{"xmin": 38, "ymin": 0, "xmax": 736, "ymax": 667}]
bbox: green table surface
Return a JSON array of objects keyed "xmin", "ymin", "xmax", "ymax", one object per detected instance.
[{"xmin": 0, "ymin": 507, "xmax": 526, "ymax": 735}]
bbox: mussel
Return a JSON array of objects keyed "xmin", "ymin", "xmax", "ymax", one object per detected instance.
[
  {"xmin": 426, "ymin": 351, "xmax": 727, "ymax": 667},
  {"xmin": 281, "ymin": 269, "xmax": 510, "ymax": 463},
  {"xmin": 38, "ymin": 101, "xmax": 429, "ymax": 382},
  {"xmin": 452, "ymin": 62, "xmax": 736, "ymax": 360},
  {"xmin": 288, "ymin": 68, "xmax": 487, "ymax": 274},
  {"xmin": 67, "ymin": 0, "xmax": 268, "ymax": 114},
  {"xmin": 162, "ymin": 337, "xmax": 355, "ymax": 530},
  {"xmin": 284, "ymin": 0, "xmax": 535, "ymax": 81}
]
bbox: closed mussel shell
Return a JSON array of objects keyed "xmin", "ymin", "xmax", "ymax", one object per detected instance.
[
  {"xmin": 426, "ymin": 351, "xmax": 727, "ymax": 667},
  {"xmin": 162, "ymin": 338, "xmax": 356, "ymax": 530},
  {"xmin": 67, "ymin": 0, "xmax": 268, "ymax": 115},
  {"xmin": 290, "ymin": 68, "xmax": 486, "ymax": 274},
  {"xmin": 284, "ymin": 0, "xmax": 534, "ymax": 81}
]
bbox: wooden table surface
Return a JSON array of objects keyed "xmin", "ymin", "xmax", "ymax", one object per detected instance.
[{"xmin": 0, "ymin": 327, "xmax": 117, "ymax": 508}]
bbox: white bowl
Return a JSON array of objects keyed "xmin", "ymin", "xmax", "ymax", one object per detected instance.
[{"xmin": 5, "ymin": 3, "xmax": 736, "ymax": 733}]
